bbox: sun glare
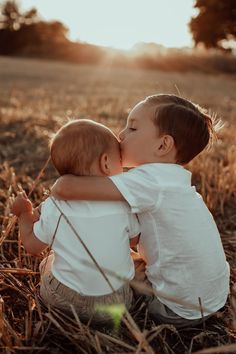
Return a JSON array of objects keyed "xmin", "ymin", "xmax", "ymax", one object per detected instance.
[{"xmin": 20, "ymin": 0, "xmax": 195, "ymax": 49}]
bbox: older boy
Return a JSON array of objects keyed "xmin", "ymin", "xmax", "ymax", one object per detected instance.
[
  {"xmin": 51, "ymin": 94, "xmax": 230, "ymax": 328},
  {"xmin": 12, "ymin": 119, "xmax": 140, "ymax": 322}
]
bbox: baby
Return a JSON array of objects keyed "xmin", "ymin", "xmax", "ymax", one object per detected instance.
[{"xmin": 11, "ymin": 119, "xmax": 140, "ymax": 322}]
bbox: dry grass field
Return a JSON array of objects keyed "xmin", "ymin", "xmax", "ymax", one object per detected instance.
[{"xmin": 0, "ymin": 55, "xmax": 236, "ymax": 353}]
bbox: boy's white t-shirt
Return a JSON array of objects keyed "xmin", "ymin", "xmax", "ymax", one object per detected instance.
[
  {"xmin": 34, "ymin": 198, "xmax": 140, "ymax": 296},
  {"xmin": 110, "ymin": 163, "xmax": 230, "ymax": 319}
]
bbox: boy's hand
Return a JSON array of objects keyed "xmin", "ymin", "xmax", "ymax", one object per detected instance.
[
  {"xmin": 131, "ymin": 251, "xmax": 147, "ymax": 281},
  {"xmin": 11, "ymin": 192, "xmax": 33, "ymax": 217}
]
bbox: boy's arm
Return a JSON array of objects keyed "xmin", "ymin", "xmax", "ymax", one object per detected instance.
[
  {"xmin": 11, "ymin": 193, "xmax": 48, "ymax": 255},
  {"xmin": 51, "ymin": 175, "xmax": 124, "ymax": 201}
]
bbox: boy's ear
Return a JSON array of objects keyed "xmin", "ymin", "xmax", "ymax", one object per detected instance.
[
  {"xmin": 155, "ymin": 135, "xmax": 175, "ymax": 157},
  {"xmin": 100, "ymin": 153, "xmax": 111, "ymax": 176}
]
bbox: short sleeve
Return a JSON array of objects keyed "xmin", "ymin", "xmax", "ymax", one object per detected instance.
[
  {"xmin": 33, "ymin": 197, "xmax": 62, "ymax": 245},
  {"xmin": 109, "ymin": 166, "xmax": 161, "ymax": 213}
]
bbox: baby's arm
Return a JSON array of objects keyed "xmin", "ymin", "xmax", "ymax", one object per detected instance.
[
  {"xmin": 51, "ymin": 174, "xmax": 124, "ymax": 201},
  {"xmin": 11, "ymin": 193, "xmax": 48, "ymax": 255}
]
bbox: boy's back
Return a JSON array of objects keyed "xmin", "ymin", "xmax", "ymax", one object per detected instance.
[
  {"xmin": 34, "ymin": 197, "xmax": 139, "ymax": 296},
  {"xmin": 110, "ymin": 163, "xmax": 230, "ymax": 318}
]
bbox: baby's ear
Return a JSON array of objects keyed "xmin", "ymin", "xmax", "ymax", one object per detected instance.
[{"xmin": 99, "ymin": 153, "xmax": 111, "ymax": 176}]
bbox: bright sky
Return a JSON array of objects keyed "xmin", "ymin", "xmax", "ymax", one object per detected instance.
[{"xmin": 19, "ymin": 0, "xmax": 197, "ymax": 50}]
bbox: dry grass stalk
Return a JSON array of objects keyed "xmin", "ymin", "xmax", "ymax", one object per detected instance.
[
  {"xmin": 123, "ymin": 310, "xmax": 155, "ymax": 354},
  {"xmin": 0, "ymin": 296, "xmax": 13, "ymax": 348},
  {"xmin": 0, "ymin": 156, "xmax": 51, "ymax": 249},
  {"xmin": 0, "ymin": 268, "xmax": 38, "ymax": 275},
  {"xmin": 193, "ymin": 343, "xmax": 236, "ymax": 353},
  {"xmin": 95, "ymin": 331, "xmax": 136, "ymax": 351}
]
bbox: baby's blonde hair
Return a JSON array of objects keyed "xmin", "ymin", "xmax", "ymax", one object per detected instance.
[{"xmin": 50, "ymin": 119, "xmax": 119, "ymax": 176}]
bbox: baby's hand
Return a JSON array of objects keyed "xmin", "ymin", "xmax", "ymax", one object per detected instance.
[
  {"xmin": 32, "ymin": 204, "xmax": 41, "ymax": 222},
  {"xmin": 11, "ymin": 192, "xmax": 33, "ymax": 217}
]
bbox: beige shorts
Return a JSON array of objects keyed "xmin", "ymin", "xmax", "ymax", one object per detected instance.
[{"xmin": 39, "ymin": 254, "xmax": 133, "ymax": 323}]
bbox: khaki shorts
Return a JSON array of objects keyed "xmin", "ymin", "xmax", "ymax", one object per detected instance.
[
  {"xmin": 147, "ymin": 295, "xmax": 212, "ymax": 328},
  {"xmin": 132, "ymin": 253, "xmax": 212, "ymax": 328},
  {"xmin": 39, "ymin": 254, "xmax": 133, "ymax": 323}
]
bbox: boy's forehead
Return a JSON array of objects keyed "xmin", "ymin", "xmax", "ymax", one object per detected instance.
[
  {"xmin": 129, "ymin": 102, "xmax": 144, "ymax": 116},
  {"xmin": 128, "ymin": 102, "xmax": 155, "ymax": 120}
]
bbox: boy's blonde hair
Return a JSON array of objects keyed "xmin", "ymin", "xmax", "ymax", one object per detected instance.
[
  {"xmin": 50, "ymin": 119, "xmax": 118, "ymax": 176},
  {"xmin": 143, "ymin": 94, "xmax": 217, "ymax": 165}
]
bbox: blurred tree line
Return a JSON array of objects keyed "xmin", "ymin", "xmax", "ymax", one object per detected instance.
[
  {"xmin": 0, "ymin": 0, "xmax": 105, "ymax": 63},
  {"xmin": 189, "ymin": 0, "xmax": 236, "ymax": 51}
]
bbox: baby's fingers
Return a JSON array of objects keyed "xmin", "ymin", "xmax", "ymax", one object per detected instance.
[
  {"xmin": 17, "ymin": 191, "xmax": 27, "ymax": 199},
  {"xmin": 11, "ymin": 194, "xmax": 33, "ymax": 217}
]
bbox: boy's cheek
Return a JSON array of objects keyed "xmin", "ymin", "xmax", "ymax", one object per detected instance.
[{"xmin": 120, "ymin": 147, "xmax": 127, "ymax": 162}]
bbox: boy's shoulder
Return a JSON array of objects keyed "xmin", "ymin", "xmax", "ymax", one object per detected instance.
[{"xmin": 114, "ymin": 163, "xmax": 191, "ymax": 186}]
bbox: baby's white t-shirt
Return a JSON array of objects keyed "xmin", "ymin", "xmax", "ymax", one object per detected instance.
[
  {"xmin": 34, "ymin": 197, "xmax": 140, "ymax": 296},
  {"xmin": 110, "ymin": 163, "xmax": 230, "ymax": 319}
]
